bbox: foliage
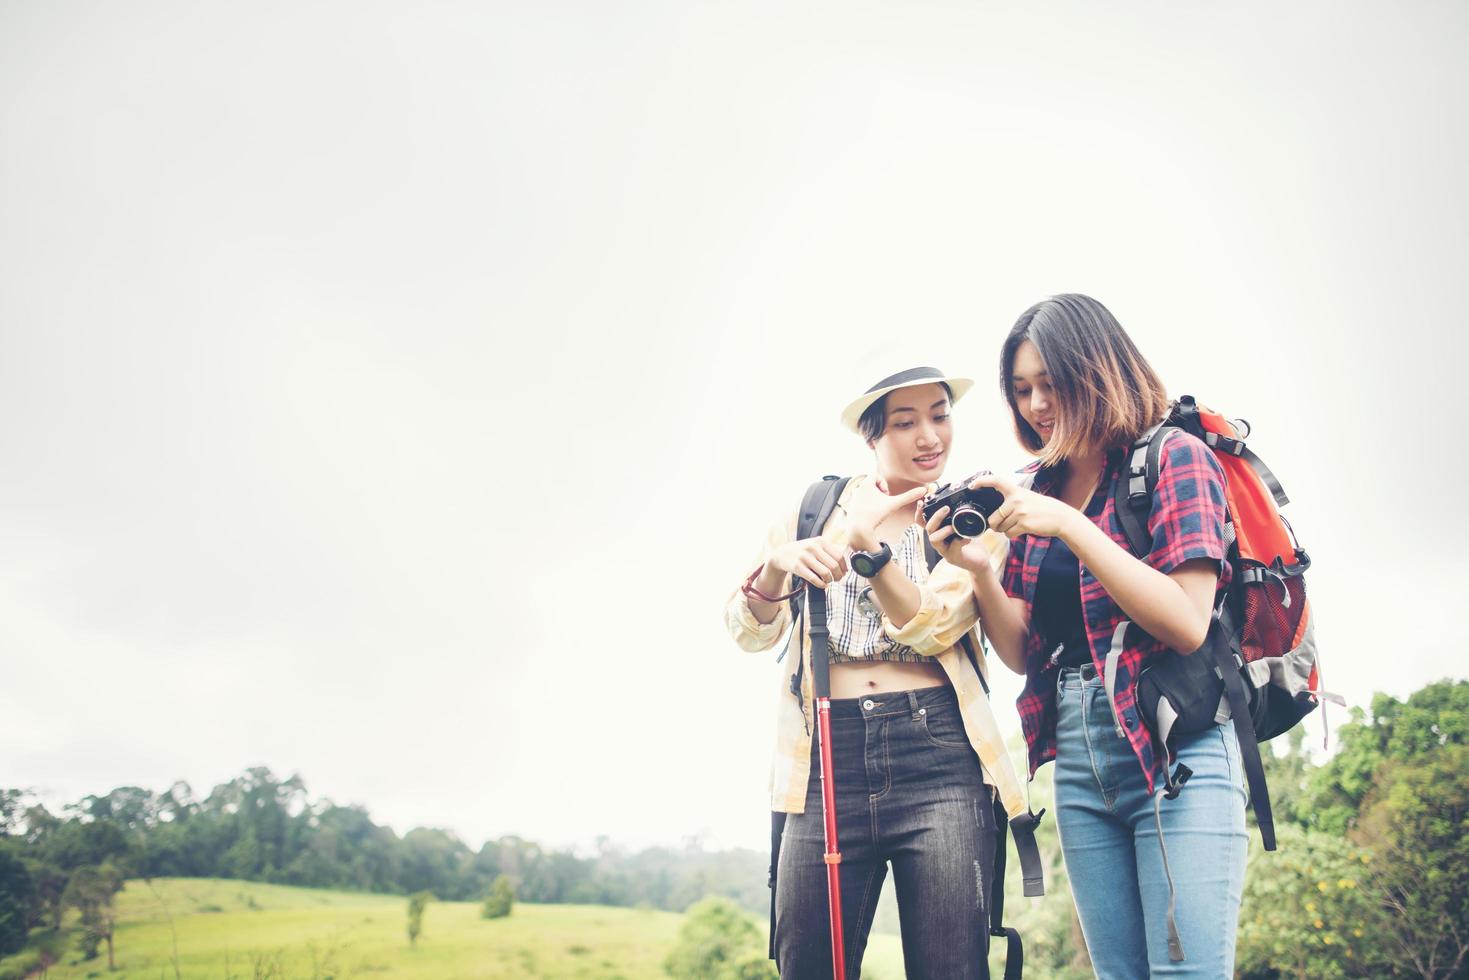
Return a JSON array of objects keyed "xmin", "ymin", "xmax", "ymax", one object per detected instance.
[
  {"xmin": 62, "ymin": 862, "xmax": 122, "ymax": 967},
  {"xmin": 663, "ymin": 896, "xmax": 775, "ymax": 980},
  {"xmin": 481, "ymin": 874, "xmax": 514, "ymax": 919},
  {"xmin": 0, "ymin": 850, "xmax": 32, "ymax": 956},
  {"xmin": 1, "ymin": 880, "xmax": 703, "ymax": 978},
  {"xmin": 1299, "ymin": 680, "xmax": 1469, "ymax": 836},
  {"xmin": 1234, "ymin": 679, "xmax": 1469, "ymax": 980},
  {"xmin": 1236, "ymin": 824, "xmax": 1387, "ymax": 979},
  {"xmin": 0, "ymin": 680, "xmax": 1462, "ymax": 978},
  {"xmin": 723, "ymin": 947, "xmax": 782, "ymax": 980},
  {"xmin": 1353, "ymin": 742, "xmax": 1469, "ymax": 980},
  {"xmin": 21, "ymin": 858, "xmax": 68, "ymax": 930},
  {"xmin": 1253, "ymin": 726, "xmax": 1315, "ymax": 831},
  {"xmin": 0, "ymin": 770, "xmax": 770, "ymax": 923},
  {"xmin": 406, "ymin": 890, "xmax": 433, "ymax": 947}
]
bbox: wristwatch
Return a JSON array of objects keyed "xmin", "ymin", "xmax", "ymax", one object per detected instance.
[{"xmin": 850, "ymin": 541, "xmax": 893, "ymax": 578}]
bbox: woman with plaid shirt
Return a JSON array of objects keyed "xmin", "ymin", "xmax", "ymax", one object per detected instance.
[{"xmin": 928, "ymin": 295, "xmax": 1247, "ymax": 978}]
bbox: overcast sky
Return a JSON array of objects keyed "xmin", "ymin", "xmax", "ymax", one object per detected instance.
[{"xmin": 1, "ymin": 0, "xmax": 1465, "ymax": 855}]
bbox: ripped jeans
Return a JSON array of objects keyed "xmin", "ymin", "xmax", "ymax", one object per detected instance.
[{"xmin": 774, "ymin": 685, "xmax": 996, "ymax": 979}]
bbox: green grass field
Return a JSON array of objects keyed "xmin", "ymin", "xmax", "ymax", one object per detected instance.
[{"xmin": 0, "ymin": 878, "xmax": 908, "ymax": 979}]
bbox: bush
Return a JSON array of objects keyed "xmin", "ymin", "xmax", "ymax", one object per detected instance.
[
  {"xmin": 406, "ymin": 891, "xmax": 432, "ymax": 947},
  {"xmin": 664, "ymin": 896, "xmax": 774, "ymax": 980},
  {"xmin": 482, "ymin": 874, "xmax": 514, "ymax": 919},
  {"xmin": 1353, "ymin": 742, "xmax": 1469, "ymax": 979},
  {"xmin": 1236, "ymin": 824, "xmax": 1388, "ymax": 979}
]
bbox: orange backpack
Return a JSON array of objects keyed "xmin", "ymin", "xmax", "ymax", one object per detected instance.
[{"xmin": 1114, "ymin": 395, "xmax": 1341, "ymax": 851}]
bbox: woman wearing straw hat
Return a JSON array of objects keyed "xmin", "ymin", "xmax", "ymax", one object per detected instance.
[{"xmin": 725, "ymin": 366, "xmax": 1034, "ymax": 979}]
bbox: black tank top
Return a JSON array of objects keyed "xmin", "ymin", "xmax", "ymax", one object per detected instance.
[{"xmin": 1035, "ymin": 536, "xmax": 1089, "ymax": 668}]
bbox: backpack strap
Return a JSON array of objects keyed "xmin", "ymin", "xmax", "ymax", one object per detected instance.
[
  {"xmin": 782, "ymin": 476, "xmax": 851, "ymax": 693},
  {"xmin": 1212, "ymin": 608, "xmax": 1277, "ymax": 851},
  {"xmin": 766, "ymin": 810, "xmax": 785, "ymax": 959},
  {"xmin": 1114, "ymin": 423, "xmax": 1180, "ymax": 559},
  {"xmin": 1177, "ymin": 393, "xmax": 1289, "ymax": 508},
  {"xmin": 768, "ymin": 475, "xmax": 848, "ymax": 959},
  {"xmin": 990, "ymin": 799, "xmax": 1024, "ymax": 980}
]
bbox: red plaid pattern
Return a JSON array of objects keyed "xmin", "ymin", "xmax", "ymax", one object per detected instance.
[{"xmin": 1003, "ymin": 432, "xmax": 1231, "ymax": 792}]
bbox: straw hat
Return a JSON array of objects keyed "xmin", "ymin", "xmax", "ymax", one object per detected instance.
[{"xmin": 839, "ymin": 365, "xmax": 974, "ymax": 433}]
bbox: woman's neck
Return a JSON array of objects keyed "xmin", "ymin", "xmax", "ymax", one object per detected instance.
[
  {"xmin": 1065, "ymin": 448, "xmax": 1107, "ymax": 480},
  {"xmin": 1057, "ymin": 448, "xmax": 1107, "ymax": 511}
]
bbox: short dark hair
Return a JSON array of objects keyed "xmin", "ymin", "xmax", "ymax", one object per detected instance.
[
  {"xmin": 858, "ymin": 381, "xmax": 954, "ymax": 444},
  {"xmin": 1000, "ymin": 294, "xmax": 1169, "ymax": 463}
]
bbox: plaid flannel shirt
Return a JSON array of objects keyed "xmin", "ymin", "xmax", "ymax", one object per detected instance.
[{"xmin": 1003, "ymin": 431, "xmax": 1231, "ymax": 793}]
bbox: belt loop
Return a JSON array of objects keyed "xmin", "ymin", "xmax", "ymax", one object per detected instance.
[{"xmin": 907, "ymin": 691, "xmax": 922, "ymax": 720}]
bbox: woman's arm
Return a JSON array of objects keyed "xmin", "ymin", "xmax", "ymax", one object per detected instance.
[
  {"xmin": 745, "ymin": 536, "xmax": 850, "ymax": 626},
  {"xmin": 842, "ymin": 484, "xmax": 931, "ymax": 628},
  {"xmin": 927, "ymin": 511, "xmax": 1030, "ymax": 674},
  {"xmin": 727, "ymin": 512, "xmax": 847, "ymax": 651},
  {"xmin": 1061, "ymin": 518, "xmax": 1216, "ymax": 653},
  {"xmin": 972, "ymin": 454, "xmax": 1222, "ymax": 655}
]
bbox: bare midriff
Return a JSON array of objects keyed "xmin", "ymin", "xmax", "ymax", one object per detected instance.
[{"xmin": 829, "ymin": 658, "xmax": 948, "ymax": 700}]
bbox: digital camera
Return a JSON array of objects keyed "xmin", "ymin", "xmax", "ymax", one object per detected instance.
[{"xmin": 922, "ymin": 477, "xmax": 1005, "ymax": 539}]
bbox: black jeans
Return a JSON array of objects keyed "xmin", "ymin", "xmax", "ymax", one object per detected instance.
[{"xmin": 774, "ymin": 685, "xmax": 996, "ymax": 979}]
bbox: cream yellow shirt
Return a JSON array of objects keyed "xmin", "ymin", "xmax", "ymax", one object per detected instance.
[{"xmin": 725, "ymin": 475, "xmax": 1030, "ymax": 819}]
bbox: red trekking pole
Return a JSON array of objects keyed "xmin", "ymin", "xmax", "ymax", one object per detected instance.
[{"xmin": 806, "ymin": 585, "xmax": 847, "ymax": 980}]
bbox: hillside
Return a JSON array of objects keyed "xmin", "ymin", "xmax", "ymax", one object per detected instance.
[{"xmin": 0, "ymin": 877, "xmax": 908, "ymax": 979}]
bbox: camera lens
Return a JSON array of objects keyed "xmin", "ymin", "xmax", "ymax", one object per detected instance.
[{"xmin": 951, "ymin": 506, "xmax": 987, "ymax": 538}]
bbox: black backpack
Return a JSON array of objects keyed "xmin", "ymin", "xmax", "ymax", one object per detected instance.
[{"xmin": 765, "ymin": 475, "xmax": 1043, "ymax": 979}]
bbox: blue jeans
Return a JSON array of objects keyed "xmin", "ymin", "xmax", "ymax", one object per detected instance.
[
  {"xmin": 1054, "ymin": 665, "xmax": 1247, "ymax": 978},
  {"xmin": 775, "ymin": 686, "xmax": 996, "ymax": 979}
]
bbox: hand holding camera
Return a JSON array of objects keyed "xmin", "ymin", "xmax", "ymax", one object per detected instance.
[
  {"xmin": 921, "ymin": 474, "xmax": 1006, "ymax": 539},
  {"xmin": 963, "ymin": 473, "xmax": 1084, "ymax": 540}
]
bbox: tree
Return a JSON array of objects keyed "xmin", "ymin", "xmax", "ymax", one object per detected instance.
[
  {"xmin": 406, "ymin": 890, "xmax": 433, "ymax": 947},
  {"xmin": 1301, "ymin": 681, "xmax": 1469, "ymax": 836},
  {"xmin": 0, "ymin": 790, "xmax": 28, "ymax": 837},
  {"xmin": 0, "ymin": 848, "xmax": 34, "ymax": 955},
  {"xmin": 42, "ymin": 818, "xmax": 134, "ymax": 873},
  {"xmin": 664, "ymin": 897, "xmax": 775, "ymax": 980},
  {"xmin": 1254, "ymin": 726, "xmax": 1315, "ymax": 831},
  {"xmin": 1236, "ymin": 824, "xmax": 1388, "ymax": 979},
  {"xmin": 1240, "ymin": 679, "xmax": 1469, "ymax": 980},
  {"xmin": 482, "ymin": 874, "xmax": 514, "ymax": 919},
  {"xmin": 22, "ymin": 857, "xmax": 68, "ymax": 929},
  {"xmin": 63, "ymin": 862, "xmax": 123, "ymax": 968},
  {"xmin": 1353, "ymin": 743, "xmax": 1469, "ymax": 980}
]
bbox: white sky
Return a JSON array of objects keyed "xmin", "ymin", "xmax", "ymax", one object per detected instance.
[{"xmin": 1, "ymin": 0, "xmax": 1465, "ymax": 854}]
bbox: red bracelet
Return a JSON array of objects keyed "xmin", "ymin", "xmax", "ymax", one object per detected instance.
[{"xmin": 741, "ymin": 563, "xmax": 804, "ymax": 603}]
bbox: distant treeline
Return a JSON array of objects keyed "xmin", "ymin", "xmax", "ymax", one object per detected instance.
[{"xmin": 0, "ymin": 768, "xmax": 767, "ymax": 928}]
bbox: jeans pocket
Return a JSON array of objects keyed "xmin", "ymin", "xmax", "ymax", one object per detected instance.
[{"xmin": 919, "ymin": 706, "xmax": 971, "ymax": 749}]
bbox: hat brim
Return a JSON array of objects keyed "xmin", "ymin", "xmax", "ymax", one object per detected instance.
[{"xmin": 841, "ymin": 371, "xmax": 974, "ymax": 434}]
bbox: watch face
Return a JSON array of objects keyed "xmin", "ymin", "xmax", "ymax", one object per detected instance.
[{"xmin": 851, "ymin": 545, "xmax": 889, "ymax": 578}]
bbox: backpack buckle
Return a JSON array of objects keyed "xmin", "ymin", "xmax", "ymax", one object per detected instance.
[
  {"xmin": 1204, "ymin": 431, "xmax": 1247, "ymax": 456},
  {"xmin": 1164, "ymin": 763, "xmax": 1193, "ymax": 800}
]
